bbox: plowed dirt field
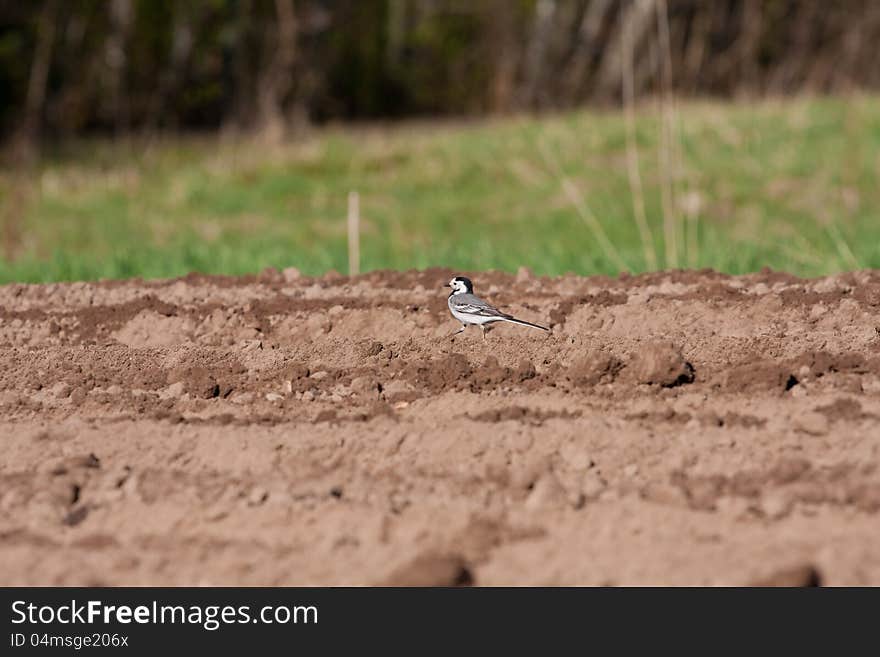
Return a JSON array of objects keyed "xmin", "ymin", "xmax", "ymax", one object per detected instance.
[{"xmin": 2, "ymin": 267, "xmax": 879, "ymax": 585}]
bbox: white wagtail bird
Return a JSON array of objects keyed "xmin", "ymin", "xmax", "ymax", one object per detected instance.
[{"xmin": 445, "ymin": 275, "xmax": 549, "ymax": 340}]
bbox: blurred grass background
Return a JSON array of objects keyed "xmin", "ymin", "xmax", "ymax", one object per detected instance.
[{"xmin": 2, "ymin": 94, "xmax": 879, "ymax": 283}]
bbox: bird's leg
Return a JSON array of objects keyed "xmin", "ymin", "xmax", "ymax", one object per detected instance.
[{"xmin": 480, "ymin": 325, "xmax": 487, "ymax": 341}]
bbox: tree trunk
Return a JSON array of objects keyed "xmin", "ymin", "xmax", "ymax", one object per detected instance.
[
  {"xmin": 518, "ymin": 0, "xmax": 557, "ymax": 109},
  {"xmin": 595, "ymin": 0, "xmax": 655, "ymax": 101},
  {"xmin": 15, "ymin": 0, "xmax": 58, "ymax": 160},
  {"xmin": 6, "ymin": 0, "xmax": 58, "ymax": 262},
  {"xmin": 256, "ymin": 0, "xmax": 298, "ymax": 141},
  {"xmin": 562, "ymin": 0, "xmax": 614, "ymax": 105},
  {"xmin": 147, "ymin": 4, "xmax": 195, "ymax": 134},
  {"xmin": 386, "ymin": 0, "xmax": 407, "ymax": 67},
  {"xmin": 105, "ymin": 0, "xmax": 134, "ymax": 136},
  {"xmin": 486, "ymin": 0, "xmax": 518, "ymax": 113}
]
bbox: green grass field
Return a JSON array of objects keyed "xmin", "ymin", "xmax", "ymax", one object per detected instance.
[{"xmin": 2, "ymin": 95, "xmax": 879, "ymax": 283}]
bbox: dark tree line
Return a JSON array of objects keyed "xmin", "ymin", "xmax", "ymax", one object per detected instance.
[{"xmin": 2, "ymin": 0, "xmax": 879, "ymax": 146}]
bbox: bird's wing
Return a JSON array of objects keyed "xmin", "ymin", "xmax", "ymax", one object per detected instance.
[{"xmin": 451, "ymin": 294, "xmax": 512, "ymax": 319}]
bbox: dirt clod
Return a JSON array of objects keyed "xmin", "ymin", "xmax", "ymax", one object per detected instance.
[
  {"xmin": 567, "ymin": 352, "xmax": 623, "ymax": 387},
  {"xmin": 752, "ymin": 564, "xmax": 823, "ymax": 587},
  {"xmin": 627, "ymin": 341, "xmax": 695, "ymax": 387},
  {"xmin": 794, "ymin": 412, "xmax": 829, "ymax": 436}
]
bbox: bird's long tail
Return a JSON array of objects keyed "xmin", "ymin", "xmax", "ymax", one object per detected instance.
[{"xmin": 500, "ymin": 317, "xmax": 550, "ymax": 332}]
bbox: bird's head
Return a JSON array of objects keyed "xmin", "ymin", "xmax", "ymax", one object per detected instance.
[{"xmin": 445, "ymin": 276, "xmax": 473, "ymax": 295}]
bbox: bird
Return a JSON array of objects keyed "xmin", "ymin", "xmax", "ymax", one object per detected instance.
[{"xmin": 445, "ymin": 275, "xmax": 549, "ymax": 340}]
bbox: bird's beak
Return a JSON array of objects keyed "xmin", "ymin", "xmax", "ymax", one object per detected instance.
[{"xmin": 443, "ymin": 283, "xmax": 451, "ymax": 287}]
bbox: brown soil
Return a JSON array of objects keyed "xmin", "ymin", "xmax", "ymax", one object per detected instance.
[{"xmin": 2, "ymin": 266, "xmax": 880, "ymax": 585}]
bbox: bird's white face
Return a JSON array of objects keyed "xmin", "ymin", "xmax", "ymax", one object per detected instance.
[{"xmin": 448, "ymin": 277, "xmax": 470, "ymax": 295}]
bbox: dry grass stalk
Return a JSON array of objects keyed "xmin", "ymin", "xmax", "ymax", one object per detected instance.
[{"xmin": 622, "ymin": 3, "xmax": 657, "ymax": 271}]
